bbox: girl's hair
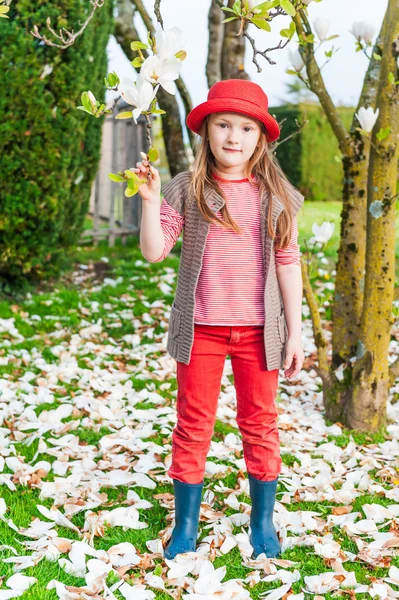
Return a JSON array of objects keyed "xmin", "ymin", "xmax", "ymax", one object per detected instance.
[{"xmin": 189, "ymin": 114, "xmax": 297, "ymax": 250}]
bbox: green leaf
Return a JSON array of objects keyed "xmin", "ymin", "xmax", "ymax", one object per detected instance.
[
  {"xmin": 125, "ymin": 170, "xmax": 139, "ymax": 180},
  {"xmin": 286, "ymin": 69, "xmax": 299, "ymax": 75},
  {"xmin": 151, "ymin": 108, "xmax": 166, "ymax": 115},
  {"xmin": 131, "ymin": 57, "xmax": 143, "ymax": 68},
  {"xmin": 175, "ymin": 50, "xmax": 187, "ymax": 61},
  {"xmin": 325, "ymin": 34, "xmax": 339, "ymax": 41},
  {"xmin": 252, "ymin": 1, "xmax": 275, "ymax": 10},
  {"xmin": 388, "ymin": 71, "xmax": 395, "ymax": 84},
  {"xmin": 81, "ymin": 92, "xmax": 92, "ymax": 113},
  {"xmin": 154, "ymin": 564, "xmax": 163, "ymax": 577},
  {"xmin": 0, "ymin": 5, "xmax": 10, "ymax": 13},
  {"xmin": 232, "ymin": 0, "xmax": 242, "ymax": 15},
  {"xmin": 280, "ymin": 0, "xmax": 296, "ymax": 16},
  {"xmin": 130, "ymin": 41, "xmax": 149, "ymax": 51},
  {"xmin": 250, "ymin": 15, "xmax": 271, "ymax": 31},
  {"xmin": 77, "ymin": 106, "xmax": 93, "ymax": 115},
  {"xmin": 115, "ymin": 111, "xmax": 133, "ymax": 120},
  {"xmin": 372, "ymin": 52, "xmax": 382, "ymax": 61},
  {"xmin": 147, "ymin": 147, "xmax": 159, "ymax": 162},
  {"xmin": 376, "ymin": 126, "xmax": 390, "ymax": 141},
  {"xmin": 221, "ymin": 6, "xmax": 236, "ymax": 13},
  {"xmin": 125, "ymin": 186, "xmax": 139, "ymax": 197},
  {"xmin": 108, "ymin": 173, "xmax": 126, "ymax": 183},
  {"xmin": 107, "ymin": 72, "xmax": 119, "ymax": 87},
  {"xmin": 280, "ymin": 27, "xmax": 294, "ymax": 38},
  {"xmin": 222, "ymin": 16, "xmax": 238, "ymax": 22}
]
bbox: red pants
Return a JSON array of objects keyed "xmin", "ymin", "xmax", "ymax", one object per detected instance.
[{"xmin": 168, "ymin": 324, "xmax": 282, "ymax": 484}]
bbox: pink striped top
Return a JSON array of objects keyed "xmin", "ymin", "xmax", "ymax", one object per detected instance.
[{"xmin": 153, "ymin": 173, "xmax": 301, "ymax": 325}]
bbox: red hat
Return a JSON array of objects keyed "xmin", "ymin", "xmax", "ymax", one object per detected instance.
[{"xmin": 186, "ymin": 79, "xmax": 280, "ymax": 143}]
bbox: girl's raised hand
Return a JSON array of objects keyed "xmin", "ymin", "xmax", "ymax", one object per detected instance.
[{"xmin": 132, "ymin": 160, "xmax": 161, "ymax": 203}]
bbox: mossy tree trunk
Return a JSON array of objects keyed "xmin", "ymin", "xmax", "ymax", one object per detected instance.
[{"xmin": 296, "ymin": 0, "xmax": 399, "ymax": 430}]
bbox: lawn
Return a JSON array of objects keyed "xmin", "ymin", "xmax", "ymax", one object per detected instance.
[{"xmin": 0, "ymin": 199, "xmax": 398, "ymax": 599}]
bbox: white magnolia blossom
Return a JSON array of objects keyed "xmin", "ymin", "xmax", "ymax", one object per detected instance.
[
  {"xmin": 120, "ymin": 75, "xmax": 159, "ymax": 123},
  {"xmin": 313, "ymin": 17, "xmax": 330, "ymax": 41},
  {"xmin": 155, "ymin": 26, "xmax": 185, "ymax": 61},
  {"xmin": 302, "ymin": 0, "xmax": 313, "ymax": 4},
  {"xmin": 311, "ymin": 221, "xmax": 335, "ymax": 244},
  {"xmin": 355, "ymin": 106, "xmax": 379, "ymax": 133},
  {"xmin": 350, "ymin": 21, "xmax": 376, "ymax": 43},
  {"xmin": 288, "ymin": 48, "xmax": 305, "ymax": 72},
  {"xmin": 140, "ymin": 54, "xmax": 182, "ymax": 95}
]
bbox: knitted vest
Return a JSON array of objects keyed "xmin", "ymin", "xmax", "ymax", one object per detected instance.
[{"xmin": 161, "ymin": 171, "xmax": 304, "ymax": 369}]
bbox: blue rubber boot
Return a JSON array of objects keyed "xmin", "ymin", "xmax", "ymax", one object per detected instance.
[
  {"xmin": 248, "ymin": 473, "xmax": 281, "ymax": 559},
  {"xmin": 164, "ymin": 479, "xmax": 204, "ymax": 559}
]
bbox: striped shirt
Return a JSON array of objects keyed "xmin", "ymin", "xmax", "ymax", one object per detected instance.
[{"xmin": 153, "ymin": 173, "xmax": 301, "ymax": 325}]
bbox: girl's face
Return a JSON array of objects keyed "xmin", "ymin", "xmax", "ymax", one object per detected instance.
[{"xmin": 207, "ymin": 112, "xmax": 262, "ymax": 173}]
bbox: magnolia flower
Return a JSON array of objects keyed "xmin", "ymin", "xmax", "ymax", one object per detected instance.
[
  {"xmin": 140, "ymin": 55, "xmax": 182, "ymax": 95},
  {"xmin": 313, "ymin": 17, "xmax": 330, "ymax": 41},
  {"xmin": 120, "ymin": 75, "xmax": 159, "ymax": 123},
  {"xmin": 302, "ymin": 0, "xmax": 313, "ymax": 4},
  {"xmin": 355, "ymin": 106, "xmax": 379, "ymax": 133},
  {"xmin": 350, "ymin": 21, "xmax": 376, "ymax": 43},
  {"xmin": 311, "ymin": 221, "xmax": 335, "ymax": 244},
  {"xmin": 155, "ymin": 26, "xmax": 185, "ymax": 61},
  {"xmin": 288, "ymin": 48, "xmax": 304, "ymax": 72}
]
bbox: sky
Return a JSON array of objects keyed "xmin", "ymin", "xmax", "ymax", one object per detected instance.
[{"xmin": 106, "ymin": 0, "xmax": 388, "ymax": 118}]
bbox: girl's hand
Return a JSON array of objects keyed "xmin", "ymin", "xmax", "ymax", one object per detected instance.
[
  {"xmin": 282, "ymin": 337, "xmax": 304, "ymax": 379},
  {"xmin": 131, "ymin": 159, "xmax": 161, "ymax": 203}
]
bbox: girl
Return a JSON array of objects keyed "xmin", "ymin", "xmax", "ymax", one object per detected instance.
[{"xmin": 134, "ymin": 79, "xmax": 305, "ymax": 561}]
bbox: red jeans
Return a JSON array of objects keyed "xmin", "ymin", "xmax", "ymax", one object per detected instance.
[{"xmin": 168, "ymin": 324, "xmax": 282, "ymax": 484}]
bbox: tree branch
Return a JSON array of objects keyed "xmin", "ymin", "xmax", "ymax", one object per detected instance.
[
  {"xmin": 31, "ymin": 0, "xmax": 104, "ymax": 49},
  {"xmin": 293, "ymin": 9, "xmax": 351, "ymax": 156},
  {"xmin": 132, "ymin": 0, "xmax": 196, "ymax": 154},
  {"xmin": 301, "ymin": 254, "xmax": 331, "ymax": 386},
  {"xmin": 153, "ymin": 0, "xmax": 164, "ymax": 29},
  {"xmin": 244, "ymin": 25, "xmax": 290, "ymax": 72}
]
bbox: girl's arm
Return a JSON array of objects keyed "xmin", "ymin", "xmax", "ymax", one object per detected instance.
[
  {"xmin": 275, "ymin": 216, "xmax": 302, "ymax": 341},
  {"xmin": 275, "ymin": 215, "xmax": 304, "ymax": 378},
  {"xmin": 149, "ymin": 198, "xmax": 184, "ymax": 263}
]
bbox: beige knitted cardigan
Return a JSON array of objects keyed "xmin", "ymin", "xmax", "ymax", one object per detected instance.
[{"xmin": 161, "ymin": 171, "xmax": 304, "ymax": 369}]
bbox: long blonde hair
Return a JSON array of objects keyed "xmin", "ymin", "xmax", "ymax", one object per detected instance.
[{"xmin": 190, "ymin": 114, "xmax": 297, "ymax": 249}]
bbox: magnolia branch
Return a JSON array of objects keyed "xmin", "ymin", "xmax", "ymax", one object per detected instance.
[
  {"xmin": 153, "ymin": 0, "xmax": 164, "ymax": 30},
  {"xmin": 244, "ymin": 25, "xmax": 290, "ymax": 71},
  {"xmin": 273, "ymin": 116, "xmax": 309, "ymax": 149},
  {"xmin": 31, "ymin": 0, "xmax": 104, "ymax": 49},
  {"xmin": 294, "ymin": 9, "xmax": 351, "ymax": 155}
]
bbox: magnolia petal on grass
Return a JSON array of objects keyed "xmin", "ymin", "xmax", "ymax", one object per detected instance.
[
  {"xmin": 119, "ymin": 582, "xmax": 156, "ymax": 600},
  {"xmin": 3, "ymin": 575, "xmax": 37, "ymax": 596},
  {"xmin": 36, "ymin": 505, "xmax": 81, "ymax": 534}
]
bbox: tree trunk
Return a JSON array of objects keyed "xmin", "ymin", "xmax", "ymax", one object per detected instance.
[
  {"xmin": 206, "ymin": 0, "xmax": 223, "ymax": 87},
  {"xmin": 330, "ymin": 13, "xmax": 387, "ymax": 376},
  {"xmin": 345, "ymin": 0, "xmax": 399, "ymax": 430},
  {"xmin": 295, "ymin": 5, "xmax": 399, "ymax": 430},
  {"xmin": 114, "ymin": 0, "xmax": 190, "ymax": 176},
  {"xmin": 221, "ymin": 0, "xmax": 249, "ymax": 80}
]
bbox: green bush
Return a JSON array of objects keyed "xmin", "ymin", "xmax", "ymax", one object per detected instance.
[
  {"xmin": 0, "ymin": 0, "xmax": 113, "ymax": 282},
  {"xmin": 271, "ymin": 102, "xmax": 354, "ymax": 201}
]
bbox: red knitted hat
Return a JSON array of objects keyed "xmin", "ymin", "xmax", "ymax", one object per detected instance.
[{"xmin": 186, "ymin": 79, "xmax": 280, "ymax": 143}]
